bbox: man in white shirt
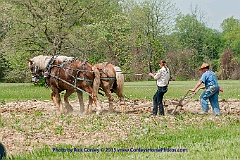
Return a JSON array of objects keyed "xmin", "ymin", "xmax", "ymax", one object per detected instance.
[{"xmin": 149, "ymin": 60, "xmax": 170, "ymax": 116}]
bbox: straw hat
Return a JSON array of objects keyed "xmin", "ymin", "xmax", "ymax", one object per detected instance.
[{"xmin": 199, "ymin": 63, "xmax": 209, "ymax": 70}]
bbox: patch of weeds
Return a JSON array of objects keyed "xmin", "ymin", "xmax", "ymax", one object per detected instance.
[
  {"xmin": 65, "ymin": 117, "xmax": 72, "ymax": 125},
  {"xmin": 92, "ymin": 121, "xmax": 106, "ymax": 131},
  {"xmin": 15, "ymin": 118, "xmax": 20, "ymax": 124},
  {"xmin": 34, "ymin": 110, "xmax": 44, "ymax": 117},
  {"xmin": 141, "ymin": 113, "xmax": 151, "ymax": 118},
  {"xmin": 120, "ymin": 114, "xmax": 130, "ymax": 121},
  {"xmin": 61, "ymin": 114, "xmax": 73, "ymax": 125},
  {"xmin": 175, "ymin": 114, "xmax": 184, "ymax": 120},
  {"xmin": 203, "ymin": 120, "xmax": 215, "ymax": 129},
  {"xmin": 161, "ymin": 121, "xmax": 168, "ymax": 128},
  {"xmin": 104, "ymin": 114, "xmax": 115, "ymax": 122},
  {"xmin": 24, "ymin": 114, "xmax": 29, "ymax": 119},
  {"xmin": 186, "ymin": 112, "xmax": 194, "ymax": 119},
  {"xmin": 54, "ymin": 125, "xmax": 63, "ymax": 135},
  {"xmin": 140, "ymin": 114, "xmax": 151, "ymax": 123},
  {"xmin": 15, "ymin": 125, "xmax": 24, "ymax": 132},
  {"xmin": 0, "ymin": 99, "xmax": 5, "ymax": 105},
  {"xmin": 0, "ymin": 115, "xmax": 4, "ymax": 127},
  {"xmin": 37, "ymin": 123, "xmax": 44, "ymax": 130},
  {"xmin": 11, "ymin": 113, "xmax": 15, "ymax": 117}
]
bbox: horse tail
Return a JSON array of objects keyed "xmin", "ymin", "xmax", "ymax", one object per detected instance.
[
  {"xmin": 92, "ymin": 66, "xmax": 100, "ymax": 98},
  {"xmin": 114, "ymin": 66, "xmax": 124, "ymax": 98}
]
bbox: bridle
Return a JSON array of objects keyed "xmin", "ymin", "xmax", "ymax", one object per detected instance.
[
  {"xmin": 29, "ymin": 65, "xmax": 43, "ymax": 83},
  {"xmin": 29, "ymin": 56, "xmax": 56, "ymax": 83}
]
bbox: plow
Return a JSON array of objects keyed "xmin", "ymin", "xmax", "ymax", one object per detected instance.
[{"xmin": 169, "ymin": 88, "xmax": 202, "ymax": 115}]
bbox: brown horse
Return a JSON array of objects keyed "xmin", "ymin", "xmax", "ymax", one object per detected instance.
[
  {"xmin": 28, "ymin": 55, "xmax": 100, "ymax": 114},
  {"xmin": 94, "ymin": 62, "xmax": 125, "ymax": 113}
]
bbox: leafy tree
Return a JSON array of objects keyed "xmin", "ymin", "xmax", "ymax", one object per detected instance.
[
  {"xmin": 0, "ymin": 1, "xmax": 11, "ymax": 81},
  {"xmin": 1, "ymin": 0, "xmax": 118, "ymax": 81},
  {"xmin": 3, "ymin": 0, "xmax": 112, "ymax": 56},
  {"xmin": 122, "ymin": 0, "xmax": 179, "ymax": 74},
  {"xmin": 219, "ymin": 49, "xmax": 240, "ymax": 80},
  {"xmin": 221, "ymin": 16, "xmax": 240, "ymax": 56},
  {"xmin": 0, "ymin": 54, "xmax": 9, "ymax": 81}
]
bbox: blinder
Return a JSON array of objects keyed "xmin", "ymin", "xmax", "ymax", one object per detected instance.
[{"xmin": 30, "ymin": 65, "xmax": 43, "ymax": 83}]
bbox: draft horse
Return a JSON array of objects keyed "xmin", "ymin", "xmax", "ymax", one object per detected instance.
[
  {"xmin": 94, "ymin": 62, "xmax": 125, "ymax": 113},
  {"xmin": 28, "ymin": 55, "xmax": 100, "ymax": 114}
]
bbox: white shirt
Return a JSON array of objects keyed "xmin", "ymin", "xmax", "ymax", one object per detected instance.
[{"xmin": 154, "ymin": 67, "xmax": 170, "ymax": 87}]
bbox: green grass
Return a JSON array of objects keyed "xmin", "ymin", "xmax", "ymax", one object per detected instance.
[
  {"xmin": 7, "ymin": 115, "xmax": 240, "ymax": 160},
  {"xmin": 0, "ymin": 80, "xmax": 240, "ymax": 102},
  {"xmin": 1, "ymin": 81, "xmax": 240, "ymax": 159},
  {"xmin": 124, "ymin": 80, "xmax": 240, "ymax": 100},
  {"xmin": 0, "ymin": 83, "xmax": 52, "ymax": 102}
]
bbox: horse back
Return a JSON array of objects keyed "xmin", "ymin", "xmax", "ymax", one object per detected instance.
[{"xmin": 94, "ymin": 62, "xmax": 116, "ymax": 78}]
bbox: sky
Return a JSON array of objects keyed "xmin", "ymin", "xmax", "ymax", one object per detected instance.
[{"xmin": 174, "ymin": 0, "xmax": 240, "ymax": 31}]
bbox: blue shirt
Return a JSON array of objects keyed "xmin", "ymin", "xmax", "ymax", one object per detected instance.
[{"xmin": 200, "ymin": 70, "xmax": 219, "ymax": 87}]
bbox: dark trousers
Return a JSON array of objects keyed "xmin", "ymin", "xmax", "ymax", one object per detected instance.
[{"xmin": 152, "ymin": 86, "xmax": 168, "ymax": 115}]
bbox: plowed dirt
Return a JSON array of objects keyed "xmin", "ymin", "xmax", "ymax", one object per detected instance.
[{"xmin": 0, "ymin": 99, "xmax": 239, "ymax": 156}]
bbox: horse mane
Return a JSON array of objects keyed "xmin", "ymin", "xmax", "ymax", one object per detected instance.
[
  {"xmin": 31, "ymin": 55, "xmax": 75, "ymax": 70},
  {"xmin": 31, "ymin": 55, "xmax": 52, "ymax": 70},
  {"xmin": 54, "ymin": 56, "xmax": 75, "ymax": 63}
]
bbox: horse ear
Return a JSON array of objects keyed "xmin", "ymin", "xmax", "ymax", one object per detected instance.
[{"xmin": 27, "ymin": 59, "xmax": 33, "ymax": 65}]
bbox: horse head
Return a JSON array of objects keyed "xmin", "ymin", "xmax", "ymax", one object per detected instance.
[
  {"xmin": 28, "ymin": 55, "xmax": 76, "ymax": 84},
  {"xmin": 27, "ymin": 59, "xmax": 44, "ymax": 84},
  {"xmin": 27, "ymin": 55, "xmax": 55, "ymax": 84}
]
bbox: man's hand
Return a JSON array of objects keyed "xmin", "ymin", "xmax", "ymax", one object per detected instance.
[{"xmin": 189, "ymin": 88, "xmax": 195, "ymax": 92}]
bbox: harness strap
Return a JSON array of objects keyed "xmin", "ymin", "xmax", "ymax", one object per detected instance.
[
  {"xmin": 76, "ymin": 77, "xmax": 93, "ymax": 82},
  {"xmin": 49, "ymin": 74, "xmax": 93, "ymax": 97},
  {"xmin": 45, "ymin": 56, "xmax": 55, "ymax": 73},
  {"xmin": 100, "ymin": 77, "xmax": 116, "ymax": 81}
]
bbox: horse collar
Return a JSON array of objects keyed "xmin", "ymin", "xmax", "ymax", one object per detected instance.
[{"xmin": 46, "ymin": 57, "xmax": 55, "ymax": 71}]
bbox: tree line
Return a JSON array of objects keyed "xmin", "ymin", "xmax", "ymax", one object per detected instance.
[{"xmin": 0, "ymin": 0, "xmax": 239, "ymax": 82}]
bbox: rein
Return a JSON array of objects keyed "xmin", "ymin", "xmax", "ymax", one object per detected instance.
[
  {"xmin": 47, "ymin": 60, "xmax": 94, "ymax": 97},
  {"xmin": 49, "ymin": 73, "xmax": 93, "ymax": 97}
]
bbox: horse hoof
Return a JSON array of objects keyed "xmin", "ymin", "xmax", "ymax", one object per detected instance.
[
  {"xmin": 108, "ymin": 109, "xmax": 114, "ymax": 113},
  {"xmin": 82, "ymin": 111, "xmax": 89, "ymax": 115},
  {"xmin": 67, "ymin": 109, "xmax": 73, "ymax": 113},
  {"xmin": 67, "ymin": 107, "xmax": 73, "ymax": 113},
  {"xmin": 80, "ymin": 110, "xmax": 85, "ymax": 114},
  {"xmin": 66, "ymin": 110, "xmax": 73, "ymax": 114},
  {"xmin": 60, "ymin": 109, "xmax": 68, "ymax": 114}
]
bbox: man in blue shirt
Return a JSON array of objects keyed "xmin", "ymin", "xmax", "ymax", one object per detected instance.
[{"xmin": 190, "ymin": 63, "xmax": 220, "ymax": 116}]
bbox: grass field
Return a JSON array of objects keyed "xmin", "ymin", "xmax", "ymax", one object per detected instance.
[
  {"xmin": 0, "ymin": 80, "xmax": 240, "ymax": 160},
  {"xmin": 0, "ymin": 80, "xmax": 240, "ymax": 103}
]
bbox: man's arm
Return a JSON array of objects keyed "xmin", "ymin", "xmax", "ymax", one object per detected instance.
[{"xmin": 190, "ymin": 80, "xmax": 203, "ymax": 92}]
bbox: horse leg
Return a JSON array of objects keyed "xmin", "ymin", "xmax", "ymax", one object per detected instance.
[
  {"xmin": 51, "ymin": 92, "xmax": 58, "ymax": 107},
  {"xmin": 64, "ymin": 89, "xmax": 74, "ymax": 113},
  {"xmin": 76, "ymin": 91, "xmax": 85, "ymax": 114},
  {"xmin": 92, "ymin": 95, "xmax": 102, "ymax": 115},
  {"xmin": 84, "ymin": 89, "xmax": 101, "ymax": 115},
  {"xmin": 83, "ymin": 95, "xmax": 92, "ymax": 115},
  {"xmin": 51, "ymin": 90, "xmax": 66, "ymax": 114},
  {"xmin": 116, "ymin": 88, "xmax": 126, "ymax": 113},
  {"xmin": 88, "ymin": 95, "xmax": 93, "ymax": 114},
  {"xmin": 106, "ymin": 90, "xmax": 114, "ymax": 113}
]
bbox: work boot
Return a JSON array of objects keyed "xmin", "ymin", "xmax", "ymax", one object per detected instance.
[{"xmin": 198, "ymin": 110, "xmax": 208, "ymax": 115}]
